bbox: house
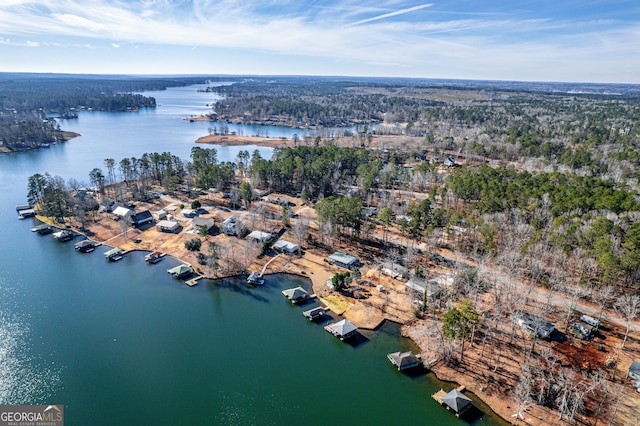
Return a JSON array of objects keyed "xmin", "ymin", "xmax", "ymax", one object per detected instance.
[
  {"xmin": 444, "ymin": 156, "xmax": 456, "ymax": 167},
  {"xmin": 192, "ymin": 217, "xmax": 215, "ymax": 234},
  {"xmin": 130, "ymin": 210, "xmax": 153, "ymax": 227},
  {"xmin": 112, "ymin": 206, "xmax": 133, "ymax": 220},
  {"xmin": 325, "ymin": 319, "xmax": 358, "ymax": 340},
  {"xmin": 247, "ymin": 230, "xmax": 271, "ymax": 243},
  {"xmin": 272, "ymin": 239, "xmax": 300, "ymax": 254},
  {"xmin": 380, "ymin": 261, "xmax": 409, "ymax": 279},
  {"xmin": 153, "ymin": 209, "xmax": 168, "ymax": 220},
  {"xmin": 282, "ymin": 286, "xmax": 310, "ymax": 304},
  {"xmin": 405, "ymin": 276, "xmax": 441, "ymax": 299},
  {"xmin": 431, "ymin": 273, "xmax": 455, "ymax": 287},
  {"xmin": 387, "ymin": 351, "xmax": 422, "ymax": 371},
  {"xmin": 510, "ymin": 311, "xmax": 555, "ymax": 339},
  {"xmin": 328, "ymin": 252, "xmax": 360, "ymax": 269},
  {"xmin": 181, "ymin": 208, "xmax": 198, "ymax": 218},
  {"xmin": 222, "ymin": 215, "xmax": 237, "ymax": 235},
  {"xmin": 156, "ymin": 220, "xmax": 180, "ymax": 233},
  {"xmin": 628, "ymin": 361, "xmax": 640, "ymax": 381}
]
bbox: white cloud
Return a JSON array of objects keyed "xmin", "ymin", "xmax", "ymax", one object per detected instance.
[{"xmin": 351, "ymin": 3, "xmax": 433, "ymax": 26}]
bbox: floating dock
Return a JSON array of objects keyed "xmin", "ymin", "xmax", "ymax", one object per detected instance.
[{"xmin": 185, "ymin": 276, "xmax": 203, "ymax": 287}]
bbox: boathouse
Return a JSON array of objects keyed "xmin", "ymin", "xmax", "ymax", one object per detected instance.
[
  {"xmin": 31, "ymin": 223, "xmax": 53, "ymax": 234},
  {"xmin": 104, "ymin": 247, "xmax": 124, "ymax": 261},
  {"xmin": 325, "ymin": 319, "xmax": 358, "ymax": 340},
  {"xmin": 156, "ymin": 220, "xmax": 180, "ymax": 233},
  {"xmin": 53, "ymin": 230, "xmax": 74, "ymax": 241},
  {"xmin": 387, "ymin": 351, "xmax": 422, "ymax": 371},
  {"xmin": 167, "ymin": 264, "xmax": 193, "ymax": 279},
  {"xmin": 282, "ymin": 286, "xmax": 310, "ymax": 304},
  {"xmin": 303, "ymin": 307, "xmax": 325, "ymax": 321},
  {"xmin": 74, "ymin": 240, "xmax": 97, "ymax": 253},
  {"xmin": 440, "ymin": 388, "xmax": 472, "ymax": 416},
  {"xmin": 327, "ymin": 252, "xmax": 360, "ymax": 269}
]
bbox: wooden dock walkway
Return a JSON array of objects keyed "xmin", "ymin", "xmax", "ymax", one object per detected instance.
[
  {"xmin": 260, "ymin": 253, "xmax": 282, "ymax": 277},
  {"xmin": 185, "ymin": 276, "xmax": 203, "ymax": 287}
]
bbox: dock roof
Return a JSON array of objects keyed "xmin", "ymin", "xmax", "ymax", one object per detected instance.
[
  {"xmin": 326, "ymin": 319, "xmax": 357, "ymax": 338},
  {"xmin": 441, "ymin": 389, "xmax": 472, "ymax": 413},
  {"xmin": 387, "ymin": 351, "xmax": 421, "ymax": 370}
]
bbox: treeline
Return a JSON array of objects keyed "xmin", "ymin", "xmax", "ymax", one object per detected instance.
[
  {"xmin": 210, "ymin": 80, "xmax": 443, "ymax": 128},
  {"xmin": 0, "ymin": 74, "xmax": 212, "ymax": 151}
]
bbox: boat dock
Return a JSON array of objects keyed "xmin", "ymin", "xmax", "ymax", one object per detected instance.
[
  {"xmin": 185, "ymin": 275, "xmax": 203, "ymax": 287},
  {"xmin": 303, "ymin": 306, "xmax": 325, "ymax": 321},
  {"xmin": 432, "ymin": 385, "xmax": 472, "ymax": 417}
]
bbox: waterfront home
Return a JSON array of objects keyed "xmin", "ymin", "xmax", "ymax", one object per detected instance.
[
  {"xmin": 191, "ymin": 217, "xmax": 215, "ymax": 234},
  {"xmin": 325, "ymin": 319, "xmax": 358, "ymax": 340},
  {"xmin": 247, "ymin": 230, "xmax": 271, "ymax": 243},
  {"xmin": 156, "ymin": 220, "xmax": 180, "ymax": 233},
  {"xmin": 131, "ymin": 210, "xmax": 153, "ymax": 227},
  {"xmin": 327, "ymin": 252, "xmax": 360, "ymax": 269},
  {"xmin": 167, "ymin": 263, "xmax": 193, "ymax": 279},
  {"xmin": 272, "ymin": 239, "xmax": 300, "ymax": 254},
  {"xmin": 387, "ymin": 351, "xmax": 422, "ymax": 371},
  {"xmin": 104, "ymin": 247, "xmax": 124, "ymax": 261},
  {"xmin": 282, "ymin": 286, "xmax": 310, "ymax": 304},
  {"xmin": 74, "ymin": 239, "xmax": 97, "ymax": 253}
]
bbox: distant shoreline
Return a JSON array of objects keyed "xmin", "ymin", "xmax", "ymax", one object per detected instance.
[{"xmin": 196, "ymin": 134, "xmax": 293, "ymax": 148}]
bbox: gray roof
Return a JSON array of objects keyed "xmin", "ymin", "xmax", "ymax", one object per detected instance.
[
  {"xmin": 327, "ymin": 319, "xmax": 357, "ymax": 337},
  {"xmin": 387, "ymin": 351, "xmax": 421, "ymax": 369},
  {"xmin": 441, "ymin": 389, "xmax": 471, "ymax": 413}
]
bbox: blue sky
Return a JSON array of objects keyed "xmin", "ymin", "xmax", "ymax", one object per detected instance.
[{"xmin": 1, "ymin": 1, "xmax": 640, "ymax": 83}]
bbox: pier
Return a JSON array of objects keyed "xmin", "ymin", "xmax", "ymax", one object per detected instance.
[{"xmin": 185, "ymin": 276, "xmax": 203, "ymax": 287}]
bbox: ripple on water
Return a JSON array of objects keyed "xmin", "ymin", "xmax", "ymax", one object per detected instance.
[{"xmin": 0, "ymin": 276, "xmax": 62, "ymax": 405}]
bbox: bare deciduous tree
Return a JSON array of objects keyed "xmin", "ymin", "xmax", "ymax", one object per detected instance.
[{"xmin": 614, "ymin": 294, "xmax": 640, "ymax": 348}]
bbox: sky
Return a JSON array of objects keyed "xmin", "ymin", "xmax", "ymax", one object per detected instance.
[{"xmin": 1, "ymin": 1, "xmax": 640, "ymax": 83}]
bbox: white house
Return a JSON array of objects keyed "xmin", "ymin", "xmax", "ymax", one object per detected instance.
[{"xmin": 272, "ymin": 239, "xmax": 300, "ymax": 253}]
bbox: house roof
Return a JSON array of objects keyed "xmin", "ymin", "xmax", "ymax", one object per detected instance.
[
  {"xmin": 248, "ymin": 230, "xmax": 271, "ymax": 241},
  {"xmin": 112, "ymin": 206, "xmax": 132, "ymax": 217},
  {"xmin": 157, "ymin": 220, "xmax": 179, "ymax": 228},
  {"xmin": 273, "ymin": 239, "xmax": 300, "ymax": 251},
  {"xmin": 441, "ymin": 389, "xmax": 472, "ymax": 413},
  {"xmin": 192, "ymin": 217, "xmax": 214, "ymax": 228},
  {"xmin": 327, "ymin": 319, "xmax": 357, "ymax": 337},
  {"xmin": 388, "ymin": 351, "xmax": 421, "ymax": 369},
  {"xmin": 629, "ymin": 361, "xmax": 640, "ymax": 375},
  {"xmin": 131, "ymin": 210, "xmax": 152, "ymax": 223},
  {"xmin": 328, "ymin": 252, "xmax": 359, "ymax": 266}
]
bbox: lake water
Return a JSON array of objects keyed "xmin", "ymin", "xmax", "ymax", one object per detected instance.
[{"xmin": 0, "ymin": 84, "xmax": 505, "ymax": 425}]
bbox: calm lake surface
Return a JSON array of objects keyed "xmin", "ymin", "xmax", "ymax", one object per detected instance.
[{"xmin": 0, "ymin": 84, "xmax": 505, "ymax": 425}]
